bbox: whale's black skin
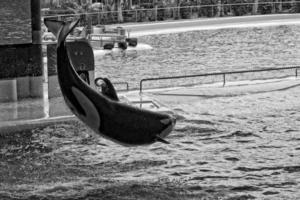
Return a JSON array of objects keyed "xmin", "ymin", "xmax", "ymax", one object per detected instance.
[{"xmin": 45, "ymin": 19, "xmax": 175, "ymax": 146}]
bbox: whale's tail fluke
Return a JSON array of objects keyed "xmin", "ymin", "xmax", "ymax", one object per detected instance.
[
  {"xmin": 44, "ymin": 18, "xmax": 79, "ymax": 47},
  {"xmin": 44, "ymin": 19, "xmax": 64, "ymax": 38}
]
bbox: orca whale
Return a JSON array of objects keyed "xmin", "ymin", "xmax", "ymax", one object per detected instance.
[{"xmin": 44, "ymin": 19, "xmax": 175, "ymax": 146}]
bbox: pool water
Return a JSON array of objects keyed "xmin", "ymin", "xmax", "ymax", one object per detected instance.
[
  {"xmin": 1, "ymin": 25, "xmax": 300, "ymax": 200},
  {"xmin": 95, "ymin": 25, "xmax": 300, "ymax": 90}
]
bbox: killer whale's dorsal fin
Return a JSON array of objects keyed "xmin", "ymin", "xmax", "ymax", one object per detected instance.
[{"xmin": 44, "ymin": 18, "xmax": 80, "ymax": 47}]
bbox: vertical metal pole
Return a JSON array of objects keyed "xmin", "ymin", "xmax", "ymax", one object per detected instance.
[
  {"xmin": 30, "ymin": 0, "xmax": 44, "ymax": 98},
  {"xmin": 98, "ymin": 11, "xmax": 100, "ymax": 25},
  {"xmin": 87, "ymin": 13, "xmax": 92, "ymax": 34},
  {"xmin": 296, "ymin": 69, "xmax": 298, "ymax": 78},
  {"xmin": 223, "ymin": 74, "xmax": 226, "ymax": 86},
  {"xmin": 136, "ymin": 10, "xmax": 138, "ymax": 22},
  {"xmin": 154, "ymin": 0, "xmax": 158, "ymax": 21},
  {"xmin": 140, "ymin": 80, "xmax": 143, "ymax": 93},
  {"xmin": 31, "ymin": 0, "xmax": 41, "ymax": 45},
  {"xmin": 173, "ymin": 7, "xmax": 175, "ymax": 19}
]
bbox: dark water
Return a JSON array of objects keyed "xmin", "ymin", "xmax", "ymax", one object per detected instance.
[{"xmin": 1, "ymin": 25, "xmax": 300, "ymax": 199}]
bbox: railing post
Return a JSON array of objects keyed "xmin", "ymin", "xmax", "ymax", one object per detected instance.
[
  {"xmin": 136, "ymin": 10, "xmax": 138, "ymax": 22},
  {"xmin": 296, "ymin": 69, "xmax": 298, "ymax": 78},
  {"xmin": 173, "ymin": 7, "xmax": 175, "ymax": 19},
  {"xmin": 140, "ymin": 80, "xmax": 143, "ymax": 93},
  {"xmin": 223, "ymin": 74, "xmax": 226, "ymax": 86}
]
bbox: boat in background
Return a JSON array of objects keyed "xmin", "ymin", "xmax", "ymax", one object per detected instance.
[
  {"xmin": 42, "ymin": 24, "xmax": 142, "ymax": 55},
  {"xmin": 87, "ymin": 25, "xmax": 138, "ymax": 50}
]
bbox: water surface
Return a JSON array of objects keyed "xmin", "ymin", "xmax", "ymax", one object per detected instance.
[
  {"xmin": 95, "ymin": 25, "xmax": 300, "ymax": 90},
  {"xmin": 1, "ymin": 25, "xmax": 300, "ymax": 199}
]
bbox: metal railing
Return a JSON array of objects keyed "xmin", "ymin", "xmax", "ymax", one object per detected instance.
[
  {"xmin": 42, "ymin": 1, "xmax": 300, "ymax": 25},
  {"xmin": 113, "ymin": 82, "xmax": 129, "ymax": 91},
  {"xmin": 139, "ymin": 66, "xmax": 300, "ymax": 93}
]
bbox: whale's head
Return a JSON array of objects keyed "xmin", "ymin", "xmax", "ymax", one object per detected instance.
[{"xmin": 156, "ymin": 116, "xmax": 176, "ymax": 144}]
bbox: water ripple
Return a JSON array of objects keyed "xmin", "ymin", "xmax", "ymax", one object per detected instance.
[{"xmin": 2, "ymin": 25, "xmax": 300, "ymax": 199}]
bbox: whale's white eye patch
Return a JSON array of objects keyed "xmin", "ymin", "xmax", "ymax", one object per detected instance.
[{"xmin": 71, "ymin": 86, "xmax": 101, "ymax": 129}]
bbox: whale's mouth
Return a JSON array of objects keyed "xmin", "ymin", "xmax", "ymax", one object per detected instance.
[{"xmin": 156, "ymin": 117, "xmax": 176, "ymax": 144}]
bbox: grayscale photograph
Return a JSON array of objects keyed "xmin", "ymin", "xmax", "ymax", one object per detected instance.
[{"xmin": 0, "ymin": 0, "xmax": 300, "ymax": 199}]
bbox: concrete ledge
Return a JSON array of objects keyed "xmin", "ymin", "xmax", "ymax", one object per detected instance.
[
  {"xmin": 0, "ymin": 78, "xmax": 17, "ymax": 102},
  {"xmin": 17, "ymin": 76, "xmax": 30, "ymax": 99},
  {"xmin": 0, "ymin": 115, "xmax": 76, "ymax": 135},
  {"xmin": 48, "ymin": 75, "xmax": 61, "ymax": 98},
  {"xmin": 30, "ymin": 76, "xmax": 44, "ymax": 98}
]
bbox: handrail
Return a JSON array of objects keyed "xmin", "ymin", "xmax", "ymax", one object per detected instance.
[
  {"xmin": 139, "ymin": 66, "xmax": 300, "ymax": 93},
  {"xmin": 114, "ymin": 82, "xmax": 129, "ymax": 91}
]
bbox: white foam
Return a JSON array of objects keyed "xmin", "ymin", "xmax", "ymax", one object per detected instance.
[{"xmin": 129, "ymin": 19, "xmax": 300, "ymax": 37}]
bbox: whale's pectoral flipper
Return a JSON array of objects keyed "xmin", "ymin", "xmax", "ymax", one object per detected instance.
[
  {"xmin": 95, "ymin": 77, "xmax": 119, "ymax": 101},
  {"xmin": 101, "ymin": 78, "xmax": 119, "ymax": 101}
]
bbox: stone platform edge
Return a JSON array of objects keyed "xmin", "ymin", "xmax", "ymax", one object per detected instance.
[{"xmin": 0, "ymin": 115, "xmax": 76, "ymax": 135}]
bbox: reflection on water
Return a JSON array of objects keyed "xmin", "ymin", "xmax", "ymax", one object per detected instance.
[{"xmin": 1, "ymin": 25, "xmax": 300, "ymax": 199}]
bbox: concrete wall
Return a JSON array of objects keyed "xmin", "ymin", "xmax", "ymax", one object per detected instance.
[{"xmin": 0, "ymin": 0, "xmax": 43, "ymax": 102}]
